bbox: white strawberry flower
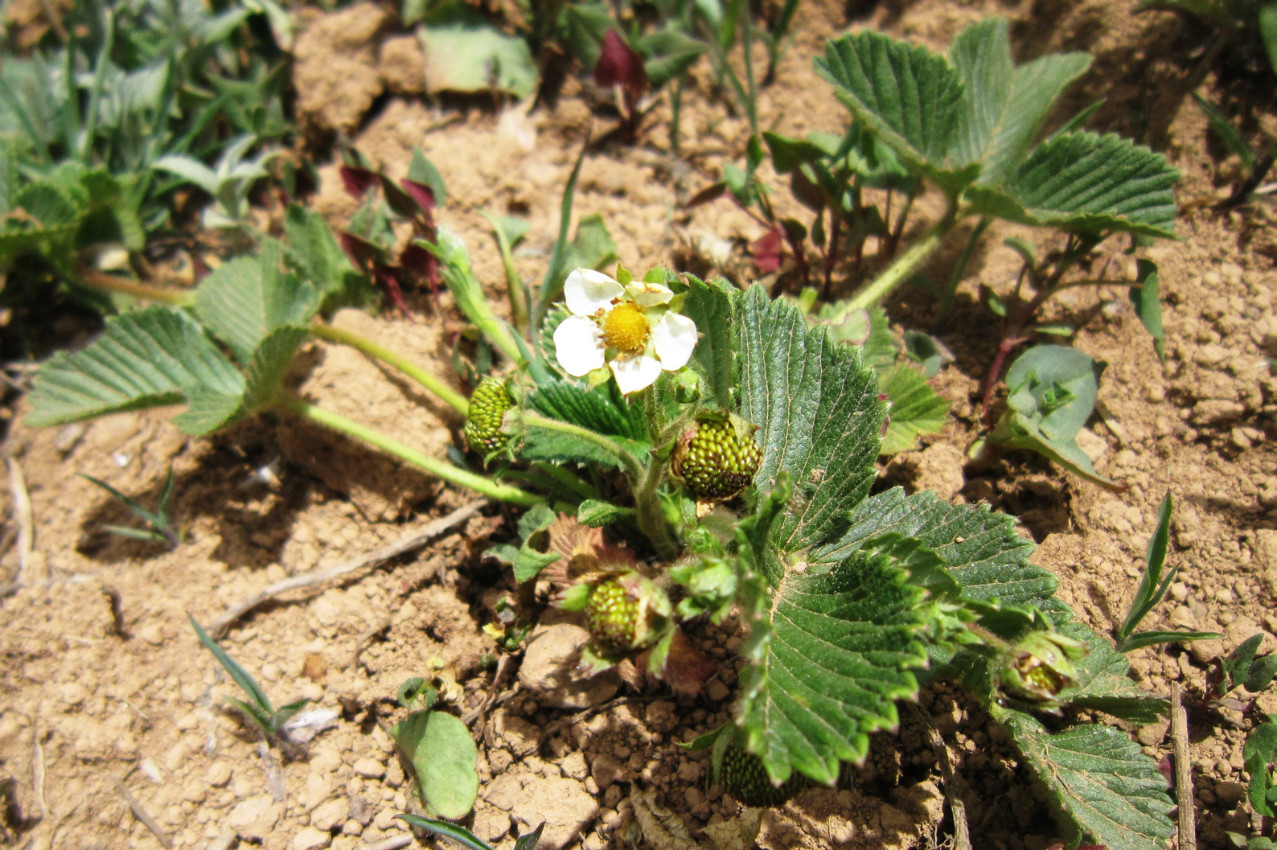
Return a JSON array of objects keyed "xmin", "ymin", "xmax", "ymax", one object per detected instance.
[{"xmin": 552, "ymin": 268, "xmax": 698, "ymax": 395}]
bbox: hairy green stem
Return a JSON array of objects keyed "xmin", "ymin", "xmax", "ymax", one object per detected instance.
[
  {"xmin": 938, "ymin": 216, "xmax": 990, "ymax": 322},
  {"xmin": 846, "ymin": 211, "xmax": 955, "ymax": 311},
  {"xmin": 530, "ymin": 462, "xmax": 595, "ymax": 501},
  {"xmin": 633, "ymin": 458, "xmax": 678, "ymax": 561},
  {"xmin": 278, "ymin": 395, "xmax": 539, "ymax": 507},
  {"xmin": 74, "ymin": 270, "xmax": 197, "ymax": 307},
  {"xmin": 310, "ymin": 323, "xmax": 470, "ymax": 416}
]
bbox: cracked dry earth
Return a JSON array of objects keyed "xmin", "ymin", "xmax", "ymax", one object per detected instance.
[{"xmin": 1, "ymin": 0, "xmax": 1276, "ymax": 848}]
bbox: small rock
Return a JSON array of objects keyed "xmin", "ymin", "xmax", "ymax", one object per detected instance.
[
  {"xmin": 205, "ymin": 761, "xmax": 233, "ymax": 788},
  {"xmin": 311, "ymin": 797, "xmax": 349, "ymax": 832},
  {"xmin": 352, "ymin": 757, "xmax": 385, "ymax": 779},
  {"xmin": 228, "ymin": 794, "xmax": 280, "ymax": 840},
  {"xmin": 348, "ymin": 795, "xmax": 374, "ymax": 826},
  {"xmin": 590, "ymin": 754, "xmax": 623, "ymax": 791},
  {"xmin": 291, "ymin": 826, "xmax": 332, "ymax": 850},
  {"xmin": 60, "ymin": 682, "xmax": 87, "ymax": 706},
  {"xmin": 518, "ymin": 624, "xmax": 620, "ymax": 709}
]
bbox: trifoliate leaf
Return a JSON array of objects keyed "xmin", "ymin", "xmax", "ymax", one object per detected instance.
[
  {"xmin": 27, "ymin": 307, "xmax": 244, "ymax": 427},
  {"xmin": 736, "ymin": 286, "xmax": 886, "ymax": 562},
  {"xmin": 735, "ymin": 543, "xmax": 927, "ymax": 785},
  {"xmin": 999, "ymin": 712, "xmax": 1174, "ymax": 850}
]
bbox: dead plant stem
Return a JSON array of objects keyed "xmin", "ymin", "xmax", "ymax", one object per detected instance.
[
  {"xmin": 1171, "ymin": 682, "xmax": 1197, "ymax": 850},
  {"xmin": 207, "ymin": 500, "xmax": 484, "ymax": 635}
]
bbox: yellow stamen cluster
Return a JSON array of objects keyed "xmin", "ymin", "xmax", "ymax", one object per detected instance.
[{"xmin": 602, "ymin": 302, "xmax": 650, "ymax": 354}]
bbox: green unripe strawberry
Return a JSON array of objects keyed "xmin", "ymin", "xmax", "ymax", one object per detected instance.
[
  {"xmin": 718, "ymin": 745, "xmax": 810, "ymax": 807},
  {"xmin": 671, "ymin": 413, "xmax": 763, "ymax": 502},
  {"xmin": 584, "ymin": 574, "xmax": 667, "ymax": 658},
  {"xmin": 464, "ymin": 377, "xmax": 514, "ymax": 456}
]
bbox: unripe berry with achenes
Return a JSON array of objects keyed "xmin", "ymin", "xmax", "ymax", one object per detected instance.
[
  {"xmin": 584, "ymin": 574, "xmax": 667, "ymax": 658},
  {"xmin": 717, "ymin": 745, "xmax": 810, "ymax": 807},
  {"xmin": 463, "ymin": 377, "xmax": 514, "ymax": 456},
  {"xmin": 671, "ymin": 413, "xmax": 763, "ymax": 501}
]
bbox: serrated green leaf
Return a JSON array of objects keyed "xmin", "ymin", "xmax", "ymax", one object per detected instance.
[
  {"xmin": 283, "ymin": 204, "xmax": 366, "ymax": 309},
  {"xmin": 681, "ymin": 275, "xmax": 736, "ymax": 409},
  {"xmin": 242, "ymin": 326, "xmax": 309, "ymax": 411},
  {"xmin": 736, "ymin": 544, "xmax": 927, "ymax": 785},
  {"xmin": 391, "ymin": 711, "xmax": 479, "ymax": 819},
  {"xmin": 27, "ymin": 307, "xmax": 244, "ymax": 427},
  {"xmin": 522, "ymin": 381, "xmax": 649, "ymax": 469},
  {"xmin": 968, "ymin": 132, "xmax": 1179, "ymax": 237},
  {"xmin": 1000, "ymin": 713, "xmax": 1174, "ymax": 850},
  {"xmin": 193, "ymin": 245, "xmax": 318, "ymax": 365},
  {"xmin": 877, "ymin": 364, "xmax": 949, "ymax": 454},
  {"xmin": 737, "ymin": 286, "xmax": 886, "ymax": 560},
  {"xmin": 173, "ymin": 388, "xmax": 245, "ymax": 435},
  {"xmin": 816, "ymin": 488, "xmax": 1062, "ymax": 610},
  {"xmin": 948, "ymin": 19, "xmax": 1091, "ymax": 185},
  {"xmin": 815, "ymin": 30, "xmax": 969, "ymax": 190}
]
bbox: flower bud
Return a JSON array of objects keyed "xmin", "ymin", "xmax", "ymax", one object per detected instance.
[{"xmin": 998, "ymin": 629, "xmax": 1088, "ymax": 706}]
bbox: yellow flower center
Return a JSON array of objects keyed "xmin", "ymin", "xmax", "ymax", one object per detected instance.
[{"xmin": 602, "ymin": 302, "xmax": 650, "ymax": 354}]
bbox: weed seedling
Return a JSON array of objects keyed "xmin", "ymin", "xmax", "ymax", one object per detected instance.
[
  {"xmin": 397, "ymin": 814, "xmax": 543, "ymax": 850},
  {"xmin": 189, "ymin": 616, "xmax": 309, "ymax": 745},
  {"xmin": 80, "ymin": 466, "xmax": 181, "ymax": 548}
]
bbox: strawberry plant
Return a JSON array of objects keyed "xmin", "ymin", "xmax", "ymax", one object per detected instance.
[{"xmin": 24, "ymin": 20, "xmax": 1181, "ymax": 845}]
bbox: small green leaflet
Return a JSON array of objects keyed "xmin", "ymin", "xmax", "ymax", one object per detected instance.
[
  {"xmin": 27, "ymin": 307, "xmax": 243, "ymax": 428},
  {"xmin": 736, "ymin": 286, "xmax": 886, "ymax": 560},
  {"xmin": 735, "ymin": 542, "xmax": 927, "ymax": 785},
  {"xmin": 876, "ymin": 364, "xmax": 949, "ymax": 454},
  {"xmin": 1000, "ymin": 712, "xmax": 1174, "ymax": 850}
]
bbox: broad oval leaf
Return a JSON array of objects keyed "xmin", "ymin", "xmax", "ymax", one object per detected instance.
[
  {"xmin": 967, "ymin": 131, "xmax": 1179, "ymax": 237},
  {"xmin": 391, "ymin": 710, "xmax": 479, "ymax": 820},
  {"xmin": 27, "ymin": 307, "xmax": 244, "ymax": 427},
  {"xmin": 736, "ymin": 544, "xmax": 928, "ymax": 785}
]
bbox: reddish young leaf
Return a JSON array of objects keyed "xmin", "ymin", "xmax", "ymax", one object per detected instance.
[
  {"xmin": 339, "ymin": 166, "xmax": 379, "ymax": 198},
  {"xmin": 594, "ymin": 29, "xmax": 648, "ymax": 117},
  {"xmin": 751, "ymin": 225, "xmax": 787, "ymax": 274},
  {"xmin": 375, "ymin": 268, "xmax": 415, "ymax": 321},
  {"xmin": 339, "ymin": 231, "xmax": 385, "ymax": 269},
  {"xmin": 400, "ymin": 179, "xmax": 437, "ymax": 217}
]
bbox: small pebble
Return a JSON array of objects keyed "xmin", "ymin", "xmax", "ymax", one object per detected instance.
[{"xmin": 352, "ymin": 757, "xmax": 385, "ymax": 779}]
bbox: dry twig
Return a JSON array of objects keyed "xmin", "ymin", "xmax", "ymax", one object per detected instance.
[
  {"xmin": 115, "ymin": 779, "xmax": 173, "ymax": 849},
  {"xmin": 208, "ymin": 500, "xmax": 484, "ymax": 636},
  {"xmin": 1172, "ymin": 682, "xmax": 1197, "ymax": 850},
  {"xmin": 907, "ymin": 702, "xmax": 972, "ymax": 850},
  {"xmin": 5, "ymin": 457, "xmax": 34, "ymax": 596}
]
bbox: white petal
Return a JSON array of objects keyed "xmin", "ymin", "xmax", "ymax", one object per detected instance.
[
  {"xmin": 652, "ymin": 312, "xmax": 698, "ymax": 371},
  {"xmin": 564, "ymin": 268, "xmax": 623, "ymax": 315},
  {"xmin": 553, "ymin": 316, "xmax": 606, "ymax": 376},
  {"xmin": 610, "ymin": 355, "xmax": 663, "ymax": 394},
  {"xmin": 625, "ymin": 280, "xmax": 674, "ymax": 306}
]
